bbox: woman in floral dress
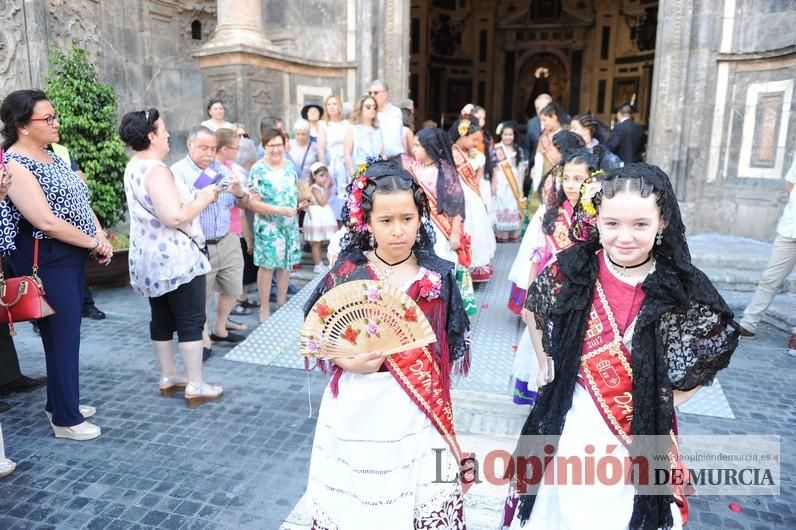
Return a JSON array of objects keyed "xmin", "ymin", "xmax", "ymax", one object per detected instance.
[{"xmin": 248, "ymin": 128, "xmax": 308, "ymax": 322}]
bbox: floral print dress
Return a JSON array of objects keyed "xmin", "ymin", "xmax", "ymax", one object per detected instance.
[{"xmin": 249, "ymin": 160, "xmax": 302, "ymax": 270}]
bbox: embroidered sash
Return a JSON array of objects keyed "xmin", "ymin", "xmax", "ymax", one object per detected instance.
[
  {"xmin": 547, "ymin": 205, "xmax": 574, "ymax": 254},
  {"xmin": 579, "ymin": 280, "xmax": 689, "ymax": 522},
  {"xmin": 494, "ymin": 144, "xmax": 522, "ymax": 211},
  {"xmin": 452, "ymin": 144, "xmax": 481, "ymax": 196}
]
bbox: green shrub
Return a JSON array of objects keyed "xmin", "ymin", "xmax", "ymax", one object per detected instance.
[{"xmin": 45, "ymin": 46, "xmax": 129, "ymax": 228}]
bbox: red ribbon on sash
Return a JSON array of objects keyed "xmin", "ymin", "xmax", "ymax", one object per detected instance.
[{"xmin": 579, "ymin": 280, "xmax": 690, "ymax": 523}]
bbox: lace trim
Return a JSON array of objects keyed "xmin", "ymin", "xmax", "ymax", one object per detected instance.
[
  {"xmin": 318, "ymin": 422, "xmax": 427, "ymax": 444},
  {"xmin": 312, "ymin": 442, "xmax": 434, "ymax": 475}
]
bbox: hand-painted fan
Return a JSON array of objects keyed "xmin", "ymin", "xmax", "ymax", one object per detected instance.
[{"xmin": 300, "ymin": 280, "xmax": 437, "ymax": 359}]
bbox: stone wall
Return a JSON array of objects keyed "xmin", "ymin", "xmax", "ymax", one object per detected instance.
[
  {"xmin": 0, "ymin": 1, "xmax": 377, "ymax": 163},
  {"xmin": 649, "ymin": 0, "xmax": 796, "ymax": 241}
]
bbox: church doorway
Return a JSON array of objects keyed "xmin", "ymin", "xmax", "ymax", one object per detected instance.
[{"xmin": 409, "ymin": 0, "xmax": 658, "ymax": 131}]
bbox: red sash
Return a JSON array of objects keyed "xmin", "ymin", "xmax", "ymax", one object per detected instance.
[
  {"xmin": 579, "ymin": 280, "xmax": 689, "ymax": 523},
  {"xmin": 546, "ymin": 203, "xmax": 574, "ymax": 254},
  {"xmin": 452, "ymin": 144, "xmax": 481, "ymax": 196}
]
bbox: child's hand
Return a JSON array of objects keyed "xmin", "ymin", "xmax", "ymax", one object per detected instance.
[{"xmin": 334, "ymin": 351, "xmax": 384, "ymax": 374}]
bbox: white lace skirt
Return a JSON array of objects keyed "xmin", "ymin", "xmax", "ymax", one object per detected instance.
[{"xmin": 308, "ymin": 371, "xmax": 465, "ymax": 530}]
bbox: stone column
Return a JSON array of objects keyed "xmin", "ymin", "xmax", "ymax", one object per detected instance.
[{"xmin": 208, "ymin": 0, "xmax": 274, "ymax": 50}]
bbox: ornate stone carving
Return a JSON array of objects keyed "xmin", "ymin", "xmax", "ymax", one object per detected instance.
[{"xmin": 47, "ymin": 0, "xmax": 101, "ymax": 60}]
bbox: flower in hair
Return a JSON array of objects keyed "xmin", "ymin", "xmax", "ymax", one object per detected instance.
[
  {"xmin": 458, "ymin": 120, "xmax": 470, "ymax": 137},
  {"xmin": 579, "ymin": 175, "xmax": 602, "ymax": 217},
  {"xmin": 346, "ymin": 167, "xmax": 370, "ymax": 232}
]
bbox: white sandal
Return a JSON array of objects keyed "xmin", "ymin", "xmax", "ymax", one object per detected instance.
[
  {"xmin": 51, "ymin": 421, "xmax": 101, "ymax": 441},
  {"xmin": 184, "ymin": 382, "xmax": 223, "ymax": 409},
  {"xmin": 159, "ymin": 375, "xmax": 188, "ymax": 397}
]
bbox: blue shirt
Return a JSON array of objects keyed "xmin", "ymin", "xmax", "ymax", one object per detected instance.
[{"xmin": 170, "ymin": 157, "xmax": 236, "ymax": 241}]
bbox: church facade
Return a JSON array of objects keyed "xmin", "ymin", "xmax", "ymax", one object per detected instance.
[{"xmin": 0, "ymin": 0, "xmax": 793, "ymax": 240}]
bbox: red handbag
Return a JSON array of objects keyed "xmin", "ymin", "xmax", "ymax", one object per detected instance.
[{"xmin": 0, "ymin": 239, "xmax": 55, "ymax": 335}]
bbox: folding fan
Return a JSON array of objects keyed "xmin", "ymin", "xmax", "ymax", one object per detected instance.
[{"xmin": 300, "ymin": 280, "xmax": 437, "ymax": 359}]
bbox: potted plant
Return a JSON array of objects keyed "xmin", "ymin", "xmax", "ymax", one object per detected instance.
[{"xmin": 45, "ymin": 46, "xmax": 130, "ymax": 286}]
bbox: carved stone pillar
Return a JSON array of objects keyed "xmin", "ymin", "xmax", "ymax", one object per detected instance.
[{"xmin": 205, "ymin": 0, "xmax": 274, "ymax": 50}]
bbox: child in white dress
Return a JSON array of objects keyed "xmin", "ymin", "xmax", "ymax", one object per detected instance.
[{"xmin": 304, "ymin": 162, "xmax": 339, "ymax": 272}]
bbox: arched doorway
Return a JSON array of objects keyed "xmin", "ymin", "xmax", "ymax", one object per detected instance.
[{"xmin": 515, "ymin": 52, "xmax": 569, "ymax": 121}]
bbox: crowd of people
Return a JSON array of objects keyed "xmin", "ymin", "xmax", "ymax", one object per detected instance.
[{"xmin": 0, "ymin": 80, "xmax": 747, "ymax": 530}]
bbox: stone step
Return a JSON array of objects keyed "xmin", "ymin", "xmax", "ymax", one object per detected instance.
[
  {"xmin": 701, "ymin": 266, "xmax": 796, "ymax": 294},
  {"xmin": 688, "ymin": 233, "xmax": 796, "ymax": 293},
  {"xmin": 689, "ymin": 233, "xmax": 775, "ymax": 271}
]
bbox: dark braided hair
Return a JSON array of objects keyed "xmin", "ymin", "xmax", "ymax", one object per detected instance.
[
  {"xmin": 572, "ymin": 112, "xmax": 607, "ymax": 144},
  {"xmin": 338, "ymin": 159, "xmax": 435, "ymax": 255},
  {"xmin": 541, "ymin": 148, "xmax": 598, "ymax": 235}
]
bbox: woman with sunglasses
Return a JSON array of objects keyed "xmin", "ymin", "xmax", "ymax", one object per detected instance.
[
  {"xmin": 344, "ymin": 95, "xmax": 384, "ymax": 176},
  {"xmin": 0, "ymin": 89, "xmax": 113, "ymax": 441}
]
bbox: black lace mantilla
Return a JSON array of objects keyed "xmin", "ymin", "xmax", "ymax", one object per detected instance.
[{"xmin": 517, "ymin": 241, "xmax": 740, "ymax": 529}]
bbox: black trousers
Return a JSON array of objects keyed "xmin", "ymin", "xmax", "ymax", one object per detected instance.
[{"xmin": 0, "ymin": 325, "xmax": 23, "ymax": 387}]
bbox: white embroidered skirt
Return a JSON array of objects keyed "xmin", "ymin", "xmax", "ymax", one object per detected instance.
[{"xmin": 308, "ymin": 371, "xmax": 465, "ymax": 530}]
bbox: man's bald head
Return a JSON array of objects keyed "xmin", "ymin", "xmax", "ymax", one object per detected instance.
[{"xmin": 534, "ymin": 94, "xmax": 553, "ymax": 116}]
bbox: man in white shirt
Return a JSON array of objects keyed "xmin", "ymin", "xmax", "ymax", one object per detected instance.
[
  {"xmin": 369, "ymin": 79, "xmax": 405, "ymax": 162},
  {"xmin": 740, "ymin": 155, "xmax": 796, "ymax": 356}
]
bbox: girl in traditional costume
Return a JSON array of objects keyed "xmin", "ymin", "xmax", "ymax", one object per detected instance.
[
  {"xmin": 502, "ymin": 163, "xmax": 740, "ymax": 529},
  {"xmin": 409, "ymin": 128, "xmax": 478, "ymax": 316},
  {"xmin": 304, "ymin": 159, "xmax": 471, "ymax": 529},
  {"xmin": 491, "ymin": 121, "xmax": 529, "ymax": 242},
  {"xmin": 450, "ymin": 116, "xmax": 496, "ymax": 282},
  {"xmin": 508, "ymin": 148, "xmax": 598, "ymax": 406},
  {"xmin": 508, "ymin": 131, "xmax": 585, "ymax": 316}
]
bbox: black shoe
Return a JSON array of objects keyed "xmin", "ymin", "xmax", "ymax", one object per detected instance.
[
  {"xmin": 287, "ymin": 283, "xmax": 299, "ymax": 295},
  {"xmin": 83, "ymin": 305, "xmax": 106, "ymax": 320},
  {"xmin": 0, "ymin": 375, "xmax": 47, "ymax": 397},
  {"xmin": 0, "ymin": 401, "xmax": 9, "ymax": 413},
  {"xmin": 210, "ymin": 332, "xmax": 244, "ymax": 344},
  {"xmin": 202, "ymin": 347, "xmax": 213, "ymax": 363},
  {"xmin": 31, "ymin": 321, "xmax": 40, "ymax": 335}
]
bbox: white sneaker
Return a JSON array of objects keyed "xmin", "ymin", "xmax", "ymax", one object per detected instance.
[
  {"xmin": 51, "ymin": 421, "xmax": 101, "ymax": 441},
  {"xmin": 313, "ymin": 264, "xmax": 325, "ymax": 273},
  {"xmin": 788, "ymin": 349, "xmax": 796, "ymax": 358},
  {"xmin": 0, "ymin": 458, "xmax": 16, "ymax": 478},
  {"xmin": 45, "ymin": 404, "xmax": 96, "ymax": 423}
]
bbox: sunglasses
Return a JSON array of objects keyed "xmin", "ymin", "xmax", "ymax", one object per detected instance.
[
  {"xmin": 237, "ymin": 133, "xmax": 249, "ymax": 138},
  {"xmin": 29, "ymin": 113, "xmax": 60, "ymax": 126}
]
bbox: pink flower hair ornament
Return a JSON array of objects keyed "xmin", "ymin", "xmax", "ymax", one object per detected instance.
[{"xmin": 346, "ymin": 168, "xmax": 370, "ymax": 233}]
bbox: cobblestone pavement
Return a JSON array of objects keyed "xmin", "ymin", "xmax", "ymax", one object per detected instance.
[{"xmin": 1, "ymin": 243, "xmax": 794, "ymax": 529}]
